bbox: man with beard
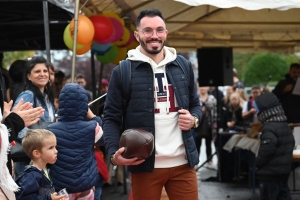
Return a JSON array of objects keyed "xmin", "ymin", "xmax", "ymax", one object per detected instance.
[
  {"xmin": 103, "ymin": 8, "xmax": 201, "ymax": 200},
  {"xmin": 273, "ymin": 63, "xmax": 300, "ymax": 123}
]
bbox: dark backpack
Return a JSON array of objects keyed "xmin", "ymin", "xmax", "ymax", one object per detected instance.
[{"xmin": 119, "ymin": 55, "xmax": 191, "ymax": 109}]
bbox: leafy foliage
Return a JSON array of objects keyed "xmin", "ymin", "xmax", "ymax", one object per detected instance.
[
  {"xmin": 243, "ymin": 53, "xmax": 289, "ymax": 86},
  {"xmin": 281, "ymin": 54, "xmax": 300, "ymax": 66},
  {"xmin": 2, "ymin": 51, "xmax": 35, "ymax": 69},
  {"xmin": 233, "ymin": 53, "xmax": 255, "ymax": 80}
]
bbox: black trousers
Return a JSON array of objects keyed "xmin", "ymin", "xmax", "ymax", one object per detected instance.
[
  {"xmin": 196, "ymin": 131, "xmax": 213, "ymax": 162},
  {"xmin": 259, "ymin": 181, "xmax": 291, "ymax": 200}
]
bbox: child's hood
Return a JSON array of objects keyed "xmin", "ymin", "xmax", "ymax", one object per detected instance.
[{"xmin": 58, "ymin": 83, "xmax": 88, "ymax": 121}]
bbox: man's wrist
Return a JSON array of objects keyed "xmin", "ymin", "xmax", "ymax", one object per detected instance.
[
  {"xmin": 110, "ymin": 154, "xmax": 117, "ymax": 166},
  {"xmin": 192, "ymin": 115, "xmax": 199, "ymax": 128}
]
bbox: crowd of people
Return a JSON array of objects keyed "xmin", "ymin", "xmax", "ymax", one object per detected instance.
[
  {"xmin": 0, "ymin": 7, "xmax": 299, "ymax": 200},
  {"xmin": 194, "ymin": 63, "xmax": 300, "ymax": 199},
  {"xmin": 0, "ymin": 55, "xmax": 109, "ymax": 200}
]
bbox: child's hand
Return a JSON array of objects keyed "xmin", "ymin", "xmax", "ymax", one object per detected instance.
[
  {"xmin": 51, "ymin": 192, "xmax": 65, "ymax": 200},
  {"xmin": 86, "ymin": 108, "xmax": 95, "ymax": 120}
]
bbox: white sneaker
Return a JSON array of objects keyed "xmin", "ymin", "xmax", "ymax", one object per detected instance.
[{"xmin": 206, "ymin": 162, "xmax": 216, "ymax": 170}]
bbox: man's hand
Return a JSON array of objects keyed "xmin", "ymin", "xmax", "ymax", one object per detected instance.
[
  {"xmin": 112, "ymin": 147, "xmax": 145, "ymax": 166},
  {"xmin": 227, "ymin": 121, "xmax": 235, "ymax": 128},
  {"xmin": 283, "ymin": 84, "xmax": 293, "ymax": 93},
  {"xmin": 11, "ymin": 98, "xmax": 44, "ymax": 127},
  {"xmin": 250, "ymin": 108, "xmax": 257, "ymax": 114},
  {"xmin": 178, "ymin": 109, "xmax": 194, "ymax": 130}
]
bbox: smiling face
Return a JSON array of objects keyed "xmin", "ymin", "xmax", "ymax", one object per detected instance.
[
  {"xmin": 39, "ymin": 135, "xmax": 58, "ymax": 165},
  {"xmin": 134, "ymin": 16, "xmax": 168, "ymax": 57},
  {"xmin": 27, "ymin": 63, "xmax": 49, "ymax": 92}
]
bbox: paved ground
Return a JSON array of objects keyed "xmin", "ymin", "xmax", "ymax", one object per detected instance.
[{"xmin": 101, "ymin": 139, "xmax": 300, "ymax": 200}]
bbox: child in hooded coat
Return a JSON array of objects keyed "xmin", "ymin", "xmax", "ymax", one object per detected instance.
[
  {"xmin": 254, "ymin": 92, "xmax": 294, "ymax": 200},
  {"xmin": 47, "ymin": 83, "xmax": 103, "ymax": 200}
]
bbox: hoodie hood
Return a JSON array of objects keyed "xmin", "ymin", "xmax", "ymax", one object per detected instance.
[
  {"xmin": 255, "ymin": 92, "xmax": 280, "ymax": 114},
  {"xmin": 127, "ymin": 45, "xmax": 177, "ymax": 114},
  {"xmin": 127, "ymin": 45, "xmax": 177, "ymax": 65},
  {"xmin": 58, "ymin": 83, "xmax": 88, "ymax": 121},
  {"xmin": 254, "ymin": 92, "xmax": 286, "ymax": 123}
]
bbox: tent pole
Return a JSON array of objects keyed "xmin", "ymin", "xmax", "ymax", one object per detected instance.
[
  {"xmin": 43, "ymin": 0, "xmax": 51, "ymax": 62},
  {"xmin": 71, "ymin": 0, "xmax": 80, "ymax": 82}
]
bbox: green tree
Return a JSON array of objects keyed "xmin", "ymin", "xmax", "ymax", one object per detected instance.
[
  {"xmin": 243, "ymin": 53, "xmax": 289, "ymax": 86},
  {"xmin": 2, "ymin": 51, "xmax": 35, "ymax": 69},
  {"xmin": 281, "ymin": 54, "xmax": 300, "ymax": 66},
  {"xmin": 233, "ymin": 53, "xmax": 255, "ymax": 80}
]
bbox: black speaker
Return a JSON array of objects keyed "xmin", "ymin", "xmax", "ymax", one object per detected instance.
[{"xmin": 197, "ymin": 47, "xmax": 233, "ymax": 86}]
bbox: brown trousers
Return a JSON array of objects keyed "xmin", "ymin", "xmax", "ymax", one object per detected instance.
[{"xmin": 131, "ymin": 164, "xmax": 198, "ymax": 200}]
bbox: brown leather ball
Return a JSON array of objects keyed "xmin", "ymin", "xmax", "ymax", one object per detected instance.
[{"xmin": 119, "ymin": 128, "xmax": 154, "ymax": 160}]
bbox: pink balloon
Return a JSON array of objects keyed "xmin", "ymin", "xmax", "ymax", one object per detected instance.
[
  {"xmin": 110, "ymin": 18, "xmax": 124, "ymax": 42},
  {"xmin": 100, "ymin": 17, "xmax": 124, "ymax": 44}
]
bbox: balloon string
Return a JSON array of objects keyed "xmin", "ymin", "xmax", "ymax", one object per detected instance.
[
  {"xmin": 88, "ymin": 93, "xmax": 107, "ymax": 106},
  {"xmin": 79, "ymin": 0, "xmax": 89, "ymax": 13}
]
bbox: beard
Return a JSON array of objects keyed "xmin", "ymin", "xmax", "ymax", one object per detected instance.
[{"xmin": 139, "ymin": 37, "xmax": 165, "ymax": 55}]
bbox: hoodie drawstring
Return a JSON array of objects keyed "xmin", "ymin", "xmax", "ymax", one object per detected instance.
[{"xmin": 163, "ymin": 66, "xmax": 169, "ymax": 114}]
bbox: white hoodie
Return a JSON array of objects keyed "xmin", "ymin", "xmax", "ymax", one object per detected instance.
[{"xmin": 127, "ymin": 46, "xmax": 188, "ymax": 168}]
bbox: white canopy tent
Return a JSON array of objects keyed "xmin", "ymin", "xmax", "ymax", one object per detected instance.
[
  {"xmin": 175, "ymin": 0, "xmax": 300, "ymax": 10},
  {"xmin": 78, "ymin": 0, "xmax": 300, "ymax": 53}
]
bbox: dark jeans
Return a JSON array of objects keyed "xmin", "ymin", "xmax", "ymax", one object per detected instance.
[{"xmin": 259, "ymin": 181, "xmax": 291, "ymax": 200}]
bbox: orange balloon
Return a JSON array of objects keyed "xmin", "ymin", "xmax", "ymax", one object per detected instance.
[
  {"xmin": 103, "ymin": 12, "xmax": 124, "ymax": 26},
  {"xmin": 70, "ymin": 42, "xmax": 92, "ymax": 55},
  {"xmin": 114, "ymin": 27, "xmax": 130, "ymax": 47},
  {"xmin": 70, "ymin": 14, "xmax": 95, "ymax": 45}
]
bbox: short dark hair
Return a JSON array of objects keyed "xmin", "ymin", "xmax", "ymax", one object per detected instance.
[
  {"xmin": 290, "ymin": 63, "xmax": 300, "ymax": 70},
  {"xmin": 75, "ymin": 73, "xmax": 85, "ymax": 79},
  {"xmin": 55, "ymin": 70, "xmax": 65, "ymax": 78},
  {"xmin": 135, "ymin": 8, "xmax": 165, "ymax": 28},
  {"xmin": 9, "ymin": 60, "xmax": 27, "ymax": 82},
  {"xmin": 251, "ymin": 85, "xmax": 260, "ymax": 91}
]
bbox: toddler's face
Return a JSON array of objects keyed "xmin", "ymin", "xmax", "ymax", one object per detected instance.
[{"xmin": 40, "ymin": 135, "xmax": 58, "ymax": 164}]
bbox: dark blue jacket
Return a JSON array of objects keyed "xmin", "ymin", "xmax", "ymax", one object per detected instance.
[
  {"xmin": 103, "ymin": 58, "xmax": 202, "ymax": 172},
  {"xmin": 47, "ymin": 83, "xmax": 101, "ymax": 193},
  {"xmin": 15, "ymin": 166, "xmax": 54, "ymax": 200}
]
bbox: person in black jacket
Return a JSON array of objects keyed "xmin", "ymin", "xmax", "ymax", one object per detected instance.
[
  {"xmin": 103, "ymin": 8, "xmax": 201, "ymax": 200},
  {"xmin": 254, "ymin": 92, "xmax": 295, "ymax": 200},
  {"xmin": 273, "ymin": 63, "xmax": 300, "ymax": 123}
]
